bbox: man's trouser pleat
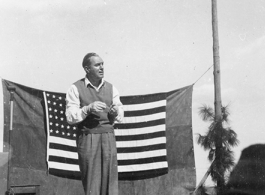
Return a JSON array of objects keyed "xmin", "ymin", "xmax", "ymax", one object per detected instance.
[{"xmin": 77, "ymin": 132, "xmax": 118, "ymax": 195}]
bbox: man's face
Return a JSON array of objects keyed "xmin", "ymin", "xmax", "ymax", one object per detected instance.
[{"xmin": 86, "ymin": 56, "xmax": 104, "ymax": 80}]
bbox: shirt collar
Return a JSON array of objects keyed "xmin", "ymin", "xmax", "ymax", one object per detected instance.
[{"xmin": 84, "ymin": 77, "xmax": 105, "ymax": 91}]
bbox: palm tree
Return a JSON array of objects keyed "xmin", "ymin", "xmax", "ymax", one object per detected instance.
[{"xmin": 197, "ymin": 104, "xmax": 239, "ymax": 193}]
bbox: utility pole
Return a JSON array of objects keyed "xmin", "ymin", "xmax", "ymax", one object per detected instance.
[
  {"xmin": 212, "ymin": 0, "xmax": 223, "ymax": 194},
  {"xmin": 212, "ymin": 0, "xmax": 222, "ymax": 120}
]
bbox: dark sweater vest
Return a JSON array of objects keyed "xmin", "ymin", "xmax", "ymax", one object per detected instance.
[{"xmin": 74, "ymin": 78, "xmax": 114, "ymax": 134}]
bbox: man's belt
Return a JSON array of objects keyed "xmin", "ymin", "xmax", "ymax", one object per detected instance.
[{"xmin": 81, "ymin": 126, "xmax": 114, "ymax": 134}]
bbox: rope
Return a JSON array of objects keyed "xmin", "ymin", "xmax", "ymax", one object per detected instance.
[{"xmin": 193, "ymin": 64, "xmax": 213, "ymax": 85}]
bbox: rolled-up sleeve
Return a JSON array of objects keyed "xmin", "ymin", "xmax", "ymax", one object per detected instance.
[
  {"xmin": 112, "ymin": 86, "xmax": 124, "ymax": 123},
  {"xmin": 65, "ymin": 85, "xmax": 87, "ymax": 124}
]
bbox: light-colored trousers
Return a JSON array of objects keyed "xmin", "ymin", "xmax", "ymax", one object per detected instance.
[{"xmin": 77, "ymin": 132, "xmax": 118, "ymax": 195}]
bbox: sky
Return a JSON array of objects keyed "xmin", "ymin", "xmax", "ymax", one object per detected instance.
[{"xmin": 0, "ymin": 0, "xmax": 265, "ymax": 187}]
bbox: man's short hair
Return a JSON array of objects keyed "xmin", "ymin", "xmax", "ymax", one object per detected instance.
[{"xmin": 82, "ymin": 53, "xmax": 99, "ymax": 68}]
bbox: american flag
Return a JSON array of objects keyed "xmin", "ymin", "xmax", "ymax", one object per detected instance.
[{"xmin": 43, "ymin": 91, "xmax": 168, "ymax": 180}]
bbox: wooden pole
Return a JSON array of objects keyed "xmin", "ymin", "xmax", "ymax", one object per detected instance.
[
  {"xmin": 192, "ymin": 159, "xmax": 215, "ymax": 195},
  {"xmin": 212, "ymin": 0, "xmax": 222, "ymax": 120},
  {"xmin": 7, "ymin": 86, "xmax": 16, "ymax": 192},
  {"xmin": 212, "ymin": 1, "xmax": 223, "ymax": 194}
]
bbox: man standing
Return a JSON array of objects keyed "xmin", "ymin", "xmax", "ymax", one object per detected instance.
[{"xmin": 65, "ymin": 53, "xmax": 123, "ymax": 195}]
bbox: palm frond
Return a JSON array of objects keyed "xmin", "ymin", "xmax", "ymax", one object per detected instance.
[
  {"xmin": 221, "ymin": 105, "xmax": 230, "ymax": 123},
  {"xmin": 220, "ymin": 148, "xmax": 235, "ymax": 171},
  {"xmin": 198, "ymin": 104, "xmax": 214, "ymax": 122},
  {"xmin": 197, "ymin": 134, "xmax": 212, "ymax": 150},
  {"xmin": 226, "ymin": 128, "xmax": 239, "ymax": 147}
]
